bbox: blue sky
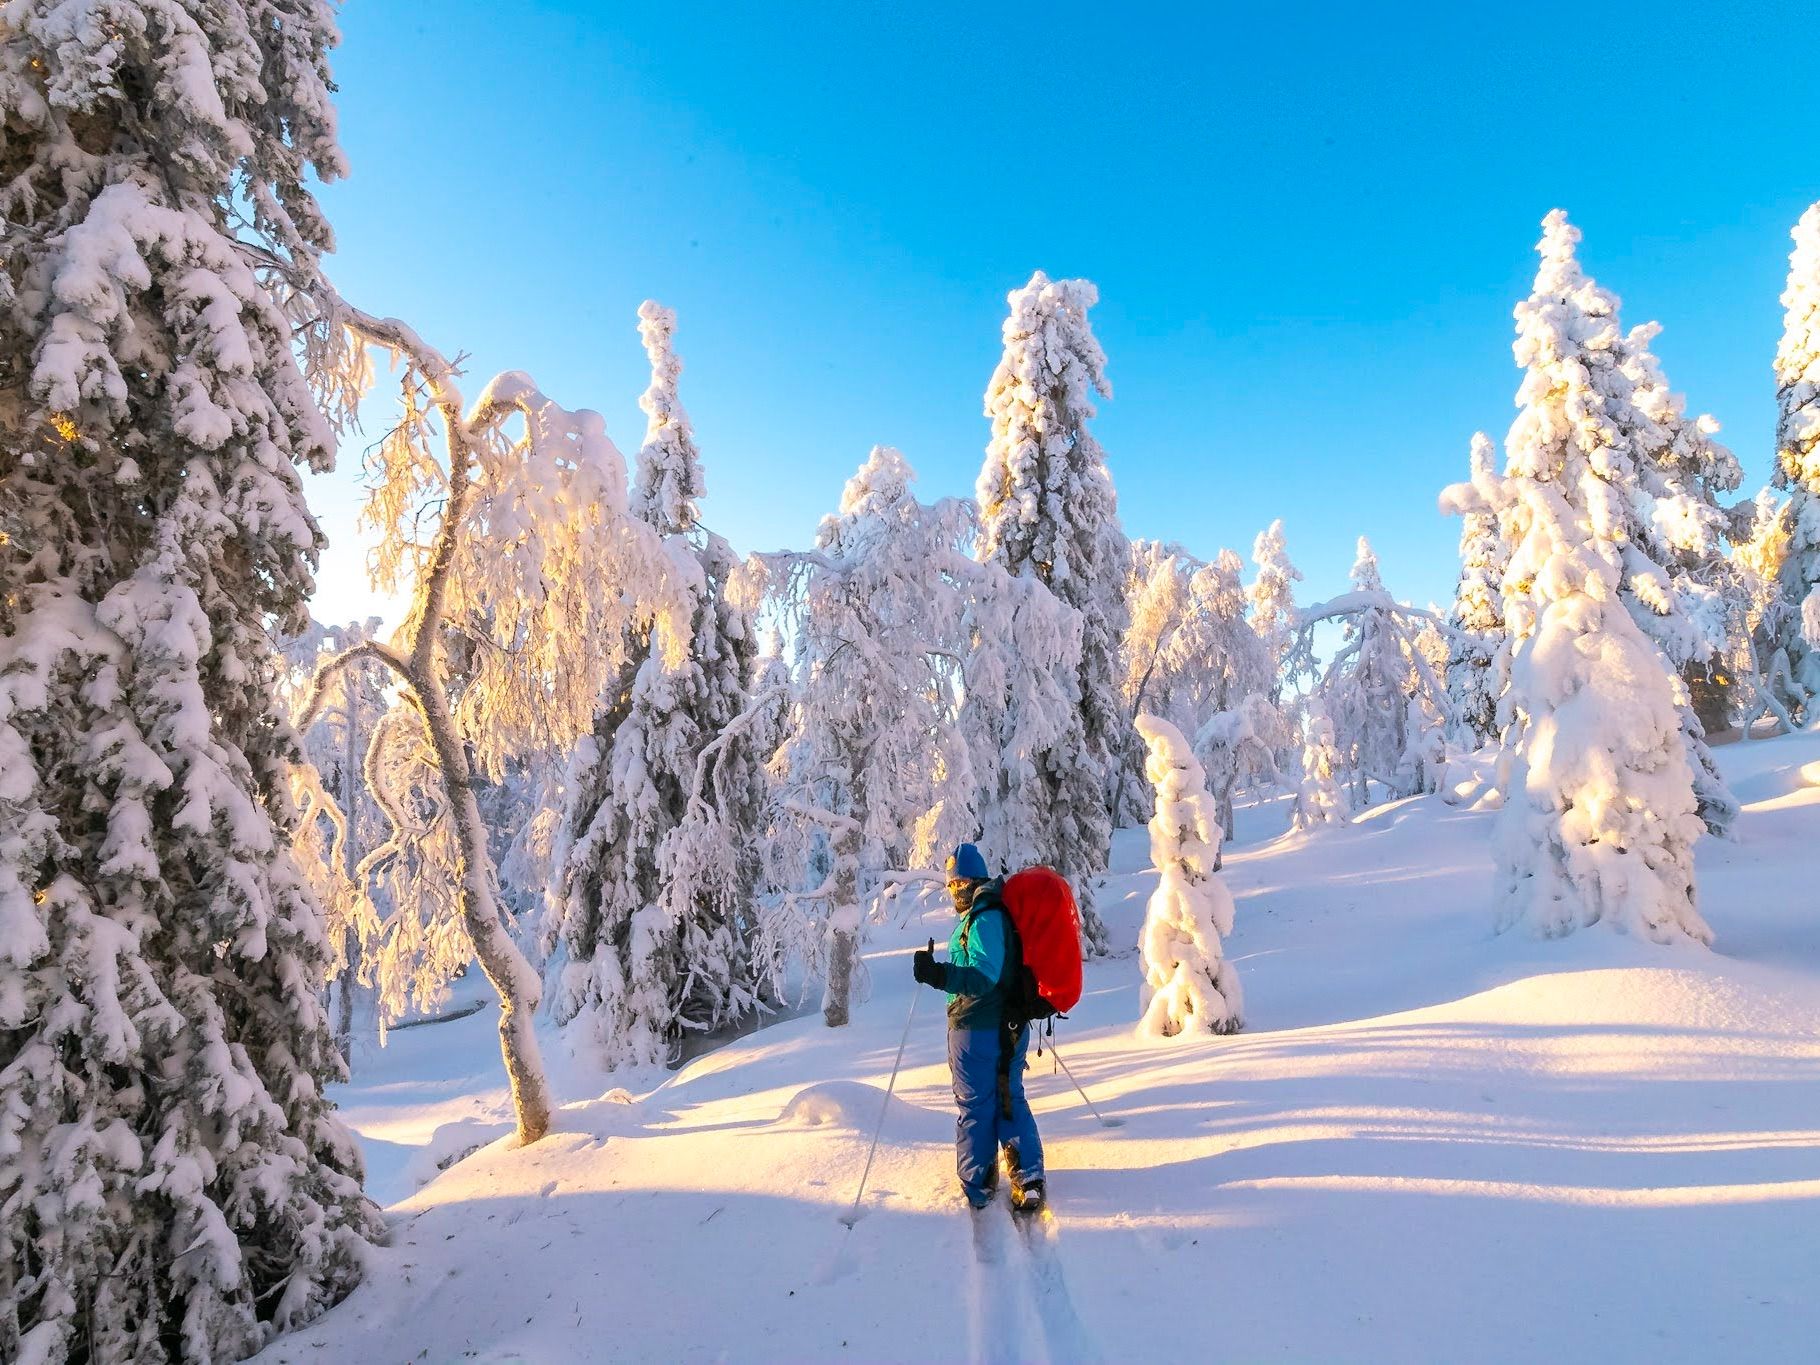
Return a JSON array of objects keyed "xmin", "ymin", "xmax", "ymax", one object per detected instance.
[{"xmin": 306, "ymin": 1, "xmax": 1817, "ymax": 626}]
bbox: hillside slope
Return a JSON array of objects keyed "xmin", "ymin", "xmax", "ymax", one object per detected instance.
[{"xmin": 259, "ymin": 729, "xmax": 1820, "ymax": 1364}]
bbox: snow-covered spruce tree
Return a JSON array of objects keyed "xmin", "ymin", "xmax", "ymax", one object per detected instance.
[
  {"xmin": 1772, "ymin": 201, "xmax": 1820, "ymax": 717},
  {"xmin": 1731, "ymin": 488, "xmax": 1804, "ymax": 733},
  {"xmin": 1248, "ymin": 518, "xmax": 1306, "ymax": 701},
  {"xmin": 751, "ymin": 447, "xmax": 978, "ymax": 1026},
  {"xmin": 546, "ymin": 302, "xmax": 760, "ymax": 1071},
  {"xmin": 0, "ymin": 8, "xmax": 383, "ymax": 1359},
  {"xmin": 1442, "ymin": 433, "xmax": 1509, "ymax": 747},
  {"xmin": 1122, "ymin": 547, "xmax": 1274, "ymax": 761},
  {"xmin": 959, "ymin": 556, "xmax": 1086, "ymax": 899},
  {"xmin": 1189, "ymin": 550, "xmax": 1277, "ymax": 719},
  {"xmin": 1134, "ymin": 716, "xmax": 1242, "ymax": 1037},
  {"xmin": 976, "ymin": 272, "xmax": 1130, "ymax": 951},
  {"xmin": 299, "ymin": 301, "xmax": 688, "ymax": 1141},
  {"xmin": 1115, "ymin": 540, "xmax": 1196, "ymax": 818},
  {"xmin": 1290, "ymin": 699, "xmax": 1350, "ymax": 831},
  {"xmin": 1492, "ymin": 211, "xmax": 1708, "ymax": 943},
  {"xmin": 1306, "ymin": 538, "xmax": 1453, "ymax": 805},
  {"xmin": 1120, "ymin": 543, "xmax": 1279, "ymax": 842},
  {"xmin": 1611, "ymin": 320, "xmax": 1743, "ymax": 835},
  {"xmin": 1322, "ymin": 539, "xmax": 1407, "ymax": 805}
]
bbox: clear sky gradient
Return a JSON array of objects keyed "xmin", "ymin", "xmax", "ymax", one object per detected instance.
[{"xmin": 305, "ymin": 1, "xmax": 1818, "ymax": 627}]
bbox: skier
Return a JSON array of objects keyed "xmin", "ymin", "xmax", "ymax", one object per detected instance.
[{"xmin": 912, "ymin": 843, "xmax": 1046, "ymax": 1214}]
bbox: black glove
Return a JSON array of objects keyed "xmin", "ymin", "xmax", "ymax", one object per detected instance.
[{"xmin": 912, "ymin": 937, "xmax": 947, "ymax": 990}]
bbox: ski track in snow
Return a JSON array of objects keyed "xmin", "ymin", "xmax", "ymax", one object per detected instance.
[
  {"xmin": 966, "ymin": 1199, "xmax": 1102, "ymax": 1365},
  {"xmin": 968, "ymin": 1202, "xmax": 1036, "ymax": 1364},
  {"xmin": 1013, "ymin": 1210, "xmax": 1102, "ymax": 1365}
]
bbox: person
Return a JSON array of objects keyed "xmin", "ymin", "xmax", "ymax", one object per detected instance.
[{"xmin": 912, "ymin": 843, "xmax": 1045, "ymax": 1214}]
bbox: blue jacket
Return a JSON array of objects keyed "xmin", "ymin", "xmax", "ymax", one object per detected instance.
[{"xmin": 944, "ymin": 879, "xmax": 1018, "ymax": 1029}]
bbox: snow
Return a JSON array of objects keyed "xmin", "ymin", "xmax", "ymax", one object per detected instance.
[{"xmin": 258, "ymin": 728, "xmax": 1820, "ymax": 1364}]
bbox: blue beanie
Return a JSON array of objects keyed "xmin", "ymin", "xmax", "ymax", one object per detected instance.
[{"xmin": 947, "ymin": 843, "xmax": 989, "ymax": 881}]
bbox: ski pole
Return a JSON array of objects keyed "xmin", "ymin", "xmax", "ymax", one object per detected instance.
[
  {"xmin": 840, "ymin": 985, "xmax": 921, "ymax": 1228},
  {"xmin": 1048, "ymin": 1040, "xmax": 1124, "ymax": 1129}
]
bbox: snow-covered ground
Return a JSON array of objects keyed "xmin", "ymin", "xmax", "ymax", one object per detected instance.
[{"xmin": 259, "ymin": 730, "xmax": 1820, "ymax": 1364}]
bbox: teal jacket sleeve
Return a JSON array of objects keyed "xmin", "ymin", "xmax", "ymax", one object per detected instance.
[{"xmin": 945, "ymin": 910, "xmax": 1006, "ymax": 1000}]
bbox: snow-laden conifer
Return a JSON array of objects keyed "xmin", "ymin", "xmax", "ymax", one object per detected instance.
[
  {"xmin": 751, "ymin": 448, "xmax": 979, "ymax": 1025},
  {"xmin": 1611, "ymin": 321, "xmax": 1744, "ymax": 834},
  {"xmin": 976, "ymin": 271, "xmax": 1128, "ymax": 951},
  {"xmin": 1442, "ymin": 434, "xmax": 1509, "ymax": 747},
  {"xmin": 1249, "ymin": 519, "xmax": 1305, "ymax": 699},
  {"xmin": 1772, "ymin": 202, "xmax": 1820, "ymax": 716},
  {"xmin": 1135, "ymin": 716, "xmax": 1242, "ymax": 1037},
  {"xmin": 1731, "ymin": 489, "xmax": 1805, "ymax": 733},
  {"xmin": 1118, "ymin": 543, "xmax": 1277, "ymax": 828},
  {"xmin": 1309, "ymin": 539, "xmax": 1451, "ymax": 805},
  {"xmin": 547, "ymin": 303, "xmax": 760, "ymax": 1071},
  {"xmin": 959, "ymin": 563, "xmax": 1088, "ymax": 901},
  {"xmin": 1290, "ymin": 700, "xmax": 1351, "ymax": 831},
  {"xmin": 1493, "ymin": 211, "xmax": 1708, "ymax": 943},
  {"xmin": 1116, "ymin": 541, "xmax": 1196, "ymax": 816},
  {"xmin": 0, "ymin": 7, "xmax": 382, "ymax": 1358}
]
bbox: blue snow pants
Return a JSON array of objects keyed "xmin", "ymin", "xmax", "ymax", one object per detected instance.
[{"xmin": 948, "ymin": 1024, "xmax": 1044, "ymax": 1205}]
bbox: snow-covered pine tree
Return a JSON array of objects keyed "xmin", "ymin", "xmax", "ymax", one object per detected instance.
[
  {"xmin": 1121, "ymin": 543, "xmax": 1282, "ymax": 844},
  {"xmin": 1493, "ymin": 211, "xmax": 1708, "ymax": 943},
  {"xmin": 1311, "ymin": 538, "xmax": 1450, "ymax": 806},
  {"xmin": 1731, "ymin": 489, "xmax": 1804, "ymax": 733},
  {"xmin": 976, "ymin": 271, "xmax": 1129, "ymax": 953},
  {"xmin": 298, "ymin": 299, "xmax": 689, "ymax": 1142},
  {"xmin": 548, "ymin": 302, "xmax": 760, "ymax": 1071},
  {"xmin": 1134, "ymin": 716, "xmax": 1242, "ymax": 1037},
  {"xmin": 1248, "ymin": 518, "xmax": 1306, "ymax": 701},
  {"xmin": 1326, "ymin": 538, "xmax": 1405, "ymax": 805},
  {"xmin": 1176, "ymin": 550, "xmax": 1282, "ymax": 841},
  {"xmin": 1115, "ymin": 540, "xmax": 1197, "ymax": 818},
  {"xmin": 959, "ymin": 559, "xmax": 1087, "ymax": 903},
  {"xmin": 1442, "ymin": 433, "xmax": 1509, "ymax": 747},
  {"xmin": 1611, "ymin": 321, "xmax": 1744, "ymax": 835},
  {"xmin": 752, "ymin": 447, "xmax": 978, "ymax": 1025},
  {"xmin": 1772, "ymin": 201, "xmax": 1820, "ymax": 717},
  {"xmin": 0, "ymin": 8, "xmax": 383, "ymax": 1359},
  {"xmin": 1290, "ymin": 699, "xmax": 1351, "ymax": 831},
  {"xmin": 1122, "ymin": 546, "xmax": 1275, "ymax": 755}
]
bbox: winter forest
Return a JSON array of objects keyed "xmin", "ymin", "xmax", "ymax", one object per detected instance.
[{"xmin": 6, "ymin": 6, "xmax": 1820, "ymax": 1364}]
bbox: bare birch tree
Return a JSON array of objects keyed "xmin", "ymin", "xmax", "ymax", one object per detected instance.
[{"xmin": 296, "ymin": 301, "xmax": 685, "ymax": 1144}]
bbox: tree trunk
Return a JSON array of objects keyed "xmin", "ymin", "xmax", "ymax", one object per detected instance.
[
  {"xmin": 415, "ymin": 666, "xmax": 553, "ymax": 1143},
  {"xmin": 823, "ymin": 924, "xmax": 856, "ymax": 1028},
  {"xmin": 336, "ymin": 686, "xmax": 362, "ymax": 1068},
  {"xmin": 336, "ymin": 941, "xmax": 357, "ymax": 1061},
  {"xmin": 822, "ymin": 824, "xmax": 860, "ymax": 1028}
]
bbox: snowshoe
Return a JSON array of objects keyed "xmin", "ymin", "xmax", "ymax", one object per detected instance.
[{"xmin": 1010, "ymin": 1179, "xmax": 1045, "ymax": 1216}]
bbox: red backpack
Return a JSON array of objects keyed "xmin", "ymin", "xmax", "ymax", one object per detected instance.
[{"xmin": 1000, "ymin": 866, "xmax": 1084, "ymax": 1021}]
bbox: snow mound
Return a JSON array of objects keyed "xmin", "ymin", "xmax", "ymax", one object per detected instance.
[
  {"xmin": 778, "ymin": 1080, "xmax": 937, "ymax": 1136},
  {"xmin": 401, "ymin": 1116, "xmax": 514, "ymax": 1192}
]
